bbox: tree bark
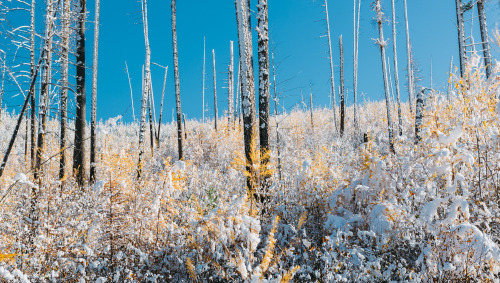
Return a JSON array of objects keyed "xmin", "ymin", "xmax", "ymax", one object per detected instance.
[
  {"xmin": 415, "ymin": 88, "xmax": 424, "ymax": 144},
  {"xmin": 202, "ymin": 37, "xmax": 206, "ymax": 123},
  {"xmin": 391, "ymin": 0, "xmax": 403, "ymax": 136},
  {"xmin": 375, "ymin": 0, "xmax": 395, "ymax": 153},
  {"xmin": 36, "ymin": 0, "xmax": 54, "ymax": 182},
  {"xmin": 157, "ymin": 66, "xmax": 168, "ymax": 146},
  {"xmin": 257, "ymin": 0, "xmax": 270, "ymax": 186},
  {"xmin": 138, "ymin": 0, "xmax": 152, "ymax": 177},
  {"xmin": 30, "ymin": 0, "xmax": 36, "ymax": 171},
  {"xmin": 171, "ymin": 0, "xmax": 184, "ymax": 160},
  {"xmin": 89, "ymin": 0, "xmax": 100, "ymax": 183},
  {"xmin": 353, "ymin": 0, "xmax": 361, "ymax": 133},
  {"xmin": 235, "ymin": 0, "xmax": 257, "ymax": 192},
  {"xmin": 212, "ymin": 49, "xmax": 218, "ymax": 131},
  {"xmin": 73, "ymin": 0, "xmax": 87, "ymax": 186},
  {"xmin": 455, "ymin": 0, "xmax": 466, "ymax": 78},
  {"xmin": 403, "ymin": 0, "xmax": 414, "ymax": 114},
  {"xmin": 477, "ymin": 0, "xmax": 492, "ymax": 79},
  {"xmin": 60, "ymin": 0, "xmax": 71, "ymax": 182},
  {"xmin": 324, "ymin": 0, "xmax": 338, "ymax": 131},
  {"xmin": 228, "ymin": 40, "xmax": 234, "ymax": 127},
  {"xmin": 339, "ymin": 35, "xmax": 345, "ymax": 136}
]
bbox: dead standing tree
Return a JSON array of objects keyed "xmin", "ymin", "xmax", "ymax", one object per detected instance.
[
  {"xmin": 455, "ymin": 0, "xmax": 466, "ymax": 78},
  {"xmin": 339, "ymin": 35, "xmax": 345, "ymax": 136},
  {"xmin": 235, "ymin": 0, "xmax": 257, "ymax": 193},
  {"xmin": 172, "ymin": 0, "xmax": 184, "ymax": 160},
  {"xmin": 137, "ymin": 0, "xmax": 152, "ymax": 178},
  {"xmin": 391, "ymin": 0, "xmax": 402, "ymax": 136},
  {"xmin": 73, "ymin": 0, "xmax": 87, "ymax": 186},
  {"xmin": 212, "ymin": 49, "xmax": 218, "ymax": 131},
  {"xmin": 324, "ymin": 0, "xmax": 338, "ymax": 131},
  {"xmin": 59, "ymin": 0, "xmax": 71, "ymax": 181},
  {"xmin": 90, "ymin": 0, "xmax": 100, "ymax": 183},
  {"xmin": 257, "ymin": 0, "xmax": 270, "ymax": 186},
  {"xmin": 30, "ymin": 0, "xmax": 36, "ymax": 170},
  {"xmin": 375, "ymin": 0, "xmax": 395, "ymax": 153},
  {"xmin": 35, "ymin": 0, "xmax": 55, "ymax": 182},
  {"xmin": 353, "ymin": 0, "xmax": 361, "ymax": 132},
  {"xmin": 477, "ymin": 0, "xmax": 492, "ymax": 79},
  {"xmin": 403, "ymin": 0, "xmax": 414, "ymax": 114},
  {"xmin": 228, "ymin": 41, "xmax": 234, "ymax": 127}
]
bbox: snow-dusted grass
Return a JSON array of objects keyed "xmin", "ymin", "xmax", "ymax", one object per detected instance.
[{"xmin": 0, "ymin": 58, "xmax": 499, "ymax": 282}]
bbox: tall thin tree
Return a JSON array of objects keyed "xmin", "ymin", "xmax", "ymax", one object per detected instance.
[
  {"xmin": 391, "ymin": 0, "xmax": 402, "ymax": 136},
  {"xmin": 202, "ymin": 37, "xmax": 206, "ymax": 123},
  {"xmin": 257, "ymin": 0, "xmax": 270, "ymax": 186},
  {"xmin": 59, "ymin": 0, "xmax": 70, "ymax": 181},
  {"xmin": 73, "ymin": 0, "xmax": 87, "ymax": 186},
  {"xmin": 228, "ymin": 41, "xmax": 234, "ymax": 127},
  {"xmin": 137, "ymin": 0, "xmax": 152, "ymax": 177},
  {"xmin": 477, "ymin": 0, "xmax": 492, "ymax": 79},
  {"xmin": 172, "ymin": 0, "xmax": 184, "ymax": 160},
  {"xmin": 403, "ymin": 0, "xmax": 414, "ymax": 114},
  {"xmin": 89, "ymin": 0, "xmax": 100, "ymax": 183},
  {"xmin": 324, "ymin": 0, "xmax": 337, "ymax": 130},
  {"xmin": 353, "ymin": 0, "xmax": 361, "ymax": 132},
  {"xmin": 235, "ymin": 0, "xmax": 256, "ymax": 192},
  {"xmin": 35, "ymin": 0, "xmax": 54, "ymax": 181},
  {"xmin": 212, "ymin": 49, "xmax": 218, "ymax": 131},
  {"xmin": 447, "ymin": 56, "xmax": 453, "ymax": 100},
  {"xmin": 455, "ymin": 0, "xmax": 466, "ymax": 78},
  {"xmin": 30, "ymin": 0, "xmax": 36, "ymax": 170},
  {"xmin": 375, "ymin": 0, "xmax": 395, "ymax": 152},
  {"xmin": 339, "ymin": 35, "xmax": 345, "ymax": 136},
  {"xmin": 156, "ymin": 66, "xmax": 168, "ymax": 146},
  {"xmin": 0, "ymin": 54, "xmax": 4, "ymax": 122}
]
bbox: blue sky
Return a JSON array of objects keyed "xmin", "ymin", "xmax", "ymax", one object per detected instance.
[{"xmin": 1, "ymin": 0, "xmax": 500, "ymax": 123}]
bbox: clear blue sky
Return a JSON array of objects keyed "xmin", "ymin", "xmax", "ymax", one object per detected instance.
[{"xmin": 1, "ymin": 0, "xmax": 499, "ymax": 123}]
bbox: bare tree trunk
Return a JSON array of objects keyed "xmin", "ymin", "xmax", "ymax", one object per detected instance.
[
  {"xmin": 455, "ymin": 0, "xmax": 466, "ymax": 78},
  {"xmin": 271, "ymin": 47, "xmax": 282, "ymax": 182},
  {"xmin": 73, "ymin": 0, "xmax": 87, "ymax": 186},
  {"xmin": 228, "ymin": 41, "xmax": 234, "ymax": 127},
  {"xmin": 148, "ymin": 89, "xmax": 154, "ymax": 155},
  {"xmin": 324, "ymin": 0, "xmax": 337, "ymax": 131},
  {"xmin": 375, "ymin": 0, "xmax": 395, "ymax": 153},
  {"xmin": 171, "ymin": 0, "xmax": 184, "ymax": 160},
  {"xmin": 309, "ymin": 84, "xmax": 314, "ymax": 130},
  {"xmin": 447, "ymin": 56, "xmax": 453, "ymax": 100},
  {"xmin": 0, "ymin": 55, "xmax": 4, "ymax": 123},
  {"xmin": 415, "ymin": 88, "xmax": 424, "ymax": 144},
  {"xmin": 36, "ymin": 0, "xmax": 54, "ymax": 181},
  {"xmin": 60, "ymin": 0, "xmax": 71, "ymax": 182},
  {"xmin": 403, "ymin": 0, "xmax": 414, "ymax": 114},
  {"xmin": 235, "ymin": 61, "xmax": 240, "ymax": 125},
  {"xmin": 212, "ymin": 49, "xmax": 218, "ymax": 131},
  {"xmin": 477, "ymin": 0, "xmax": 492, "ymax": 79},
  {"xmin": 157, "ymin": 66, "xmax": 168, "ymax": 146},
  {"xmin": 30, "ymin": 0, "xmax": 36, "ymax": 171},
  {"xmin": 183, "ymin": 113, "xmax": 187, "ymax": 139},
  {"xmin": 339, "ymin": 35, "xmax": 345, "ymax": 136},
  {"xmin": 257, "ymin": 0, "xmax": 270, "ymax": 187},
  {"xmin": 125, "ymin": 62, "xmax": 136, "ymax": 122},
  {"xmin": 138, "ymin": 0, "xmax": 152, "ymax": 177},
  {"xmin": 202, "ymin": 37, "xmax": 206, "ymax": 123},
  {"xmin": 90, "ymin": 0, "xmax": 100, "ymax": 184},
  {"xmin": 391, "ymin": 0, "xmax": 403, "ymax": 137},
  {"xmin": 353, "ymin": 0, "xmax": 361, "ymax": 132},
  {"xmin": 235, "ymin": 0, "xmax": 257, "ymax": 192}
]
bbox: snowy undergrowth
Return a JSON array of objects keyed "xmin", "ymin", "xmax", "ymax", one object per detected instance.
[{"xmin": 0, "ymin": 60, "xmax": 499, "ymax": 282}]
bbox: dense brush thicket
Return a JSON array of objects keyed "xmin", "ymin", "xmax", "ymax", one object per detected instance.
[{"xmin": 0, "ymin": 57, "xmax": 499, "ymax": 282}]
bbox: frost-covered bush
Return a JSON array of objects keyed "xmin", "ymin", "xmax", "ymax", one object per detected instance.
[{"xmin": 0, "ymin": 55, "xmax": 499, "ymax": 282}]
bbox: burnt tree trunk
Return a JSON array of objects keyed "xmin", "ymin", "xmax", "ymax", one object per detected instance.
[
  {"xmin": 171, "ymin": 0, "xmax": 184, "ymax": 159},
  {"xmin": 60, "ymin": 0, "xmax": 71, "ymax": 181},
  {"xmin": 339, "ymin": 35, "xmax": 345, "ymax": 136},
  {"xmin": 73, "ymin": 0, "xmax": 87, "ymax": 186},
  {"xmin": 90, "ymin": 0, "xmax": 100, "ymax": 183},
  {"xmin": 257, "ymin": 0, "xmax": 270, "ymax": 187},
  {"xmin": 477, "ymin": 0, "xmax": 492, "ymax": 79},
  {"xmin": 212, "ymin": 49, "xmax": 218, "ymax": 131}
]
